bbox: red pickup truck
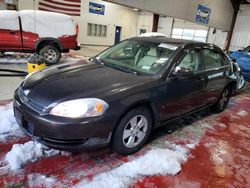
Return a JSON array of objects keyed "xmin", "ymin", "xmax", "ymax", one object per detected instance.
[{"xmin": 0, "ymin": 10, "xmax": 80, "ymax": 64}]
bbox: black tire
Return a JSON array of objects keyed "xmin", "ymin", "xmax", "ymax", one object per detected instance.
[
  {"xmin": 212, "ymin": 86, "xmax": 232, "ymax": 112},
  {"xmin": 111, "ymin": 107, "xmax": 152, "ymax": 155},
  {"xmin": 39, "ymin": 45, "xmax": 61, "ymax": 65}
]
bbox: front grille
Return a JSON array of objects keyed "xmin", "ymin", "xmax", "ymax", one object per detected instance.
[
  {"xmin": 42, "ymin": 137, "xmax": 88, "ymax": 145},
  {"xmin": 18, "ymin": 88, "xmax": 45, "ymax": 113},
  {"xmin": 21, "ymin": 119, "xmax": 35, "ymax": 135},
  {"xmin": 28, "ymin": 98, "xmax": 45, "ymax": 112}
]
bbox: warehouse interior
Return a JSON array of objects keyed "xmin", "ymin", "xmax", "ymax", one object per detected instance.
[{"xmin": 0, "ymin": 0, "xmax": 250, "ymax": 187}]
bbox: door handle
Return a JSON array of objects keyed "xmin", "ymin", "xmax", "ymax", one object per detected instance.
[
  {"xmin": 223, "ymin": 71, "xmax": 228, "ymax": 76},
  {"xmin": 10, "ymin": 31, "xmax": 16, "ymax": 34},
  {"xmin": 197, "ymin": 76, "xmax": 205, "ymax": 81}
]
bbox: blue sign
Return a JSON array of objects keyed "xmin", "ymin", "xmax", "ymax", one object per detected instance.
[
  {"xmin": 89, "ymin": 2, "xmax": 105, "ymax": 15},
  {"xmin": 195, "ymin": 4, "xmax": 211, "ymax": 25}
]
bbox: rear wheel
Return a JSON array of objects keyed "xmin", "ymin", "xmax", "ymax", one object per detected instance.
[
  {"xmin": 213, "ymin": 86, "xmax": 231, "ymax": 112},
  {"xmin": 111, "ymin": 107, "xmax": 152, "ymax": 155},
  {"xmin": 39, "ymin": 45, "xmax": 61, "ymax": 65}
]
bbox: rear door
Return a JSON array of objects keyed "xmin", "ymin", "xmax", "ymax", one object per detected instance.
[
  {"xmin": 201, "ymin": 48, "xmax": 230, "ymax": 103},
  {"xmin": 159, "ymin": 48, "xmax": 207, "ymax": 120}
]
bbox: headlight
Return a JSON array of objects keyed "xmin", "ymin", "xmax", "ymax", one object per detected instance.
[{"xmin": 49, "ymin": 98, "xmax": 109, "ymax": 118}]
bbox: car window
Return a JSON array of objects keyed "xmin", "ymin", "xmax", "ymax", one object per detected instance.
[
  {"xmin": 98, "ymin": 40, "xmax": 178, "ymax": 75},
  {"xmin": 178, "ymin": 50, "xmax": 201, "ymax": 72},
  {"xmin": 201, "ymin": 49, "xmax": 222, "ymax": 70},
  {"xmin": 221, "ymin": 53, "xmax": 230, "ymax": 66},
  {"xmin": 243, "ymin": 46, "xmax": 250, "ymax": 53}
]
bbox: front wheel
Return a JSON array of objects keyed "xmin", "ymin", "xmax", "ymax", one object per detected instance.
[
  {"xmin": 39, "ymin": 45, "xmax": 61, "ymax": 65},
  {"xmin": 111, "ymin": 107, "xmax": 152, "ymax": 155},
  {"xmin": 213, "ymin": 86, "xmax": 231, "ymax": 112}
]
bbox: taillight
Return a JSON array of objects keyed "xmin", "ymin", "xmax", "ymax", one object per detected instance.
[{"xmin": 76, "ymin": 24, "xmax": 79, "ymax": 36}]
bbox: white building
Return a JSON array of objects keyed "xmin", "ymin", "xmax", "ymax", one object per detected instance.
[
  {"xmin": 18, "ymin": 0, "xmax": 247, "ymax": 51},
  {"xmin": 18, "ymin": 0, "xmax": 141, "ymax": 47}
]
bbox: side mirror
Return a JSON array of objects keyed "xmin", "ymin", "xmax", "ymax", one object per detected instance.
[{"xmin": 172, "ymin": 66, "xmax": 194, "ymax": 77}]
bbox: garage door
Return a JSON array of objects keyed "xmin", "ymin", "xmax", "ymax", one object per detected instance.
[{"xmin": 171, "ymin": 18, "xmax": 208, "ymax": 42}]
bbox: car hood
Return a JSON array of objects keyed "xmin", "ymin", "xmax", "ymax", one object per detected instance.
[
  {"xmin": 22, "ymin": 60, "xmax": 153, "ymax": 108},
  {"xmin": 236, "ymin": 57, "xmax": 250, "ymax": 72},
  {"xmin": 230, "ymin": 51, "xmax": 250, "ymax": 61}
]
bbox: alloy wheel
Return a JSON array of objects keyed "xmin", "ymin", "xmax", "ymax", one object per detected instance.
[
  {"xmin": 122, "ymin": 115, "xmax": 148, "ymax": 148},
  {"xmin": 219, "ymin": 88, "xmax": 230, "ymax": 109},
  {"xmin": 44, "ymin": 49, "xmax": 57, "ymax": 62}
]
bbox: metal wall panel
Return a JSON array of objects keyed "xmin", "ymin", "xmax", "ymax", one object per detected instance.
[
  {"xmin": 230, "ymin": 5, "xmax": 250, "ymax": 51},
  {"xmin": 207, "ymin": 28, "xmax": 228, "ymax": 50}
]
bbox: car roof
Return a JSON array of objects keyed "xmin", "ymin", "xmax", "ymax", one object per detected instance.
[{"xmin": 129, "ymin": 36, "xmax": 208, "ymax": 47}]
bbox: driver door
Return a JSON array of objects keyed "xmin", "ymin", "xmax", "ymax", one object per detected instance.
[{"xmin": 160, "ymin": 49, "xmax": 207, "ymax": 120}]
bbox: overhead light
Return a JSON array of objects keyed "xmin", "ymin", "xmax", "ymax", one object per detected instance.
[{"xmin": 133, "ymin": 8, "xmax": 139, "ymax": 11}]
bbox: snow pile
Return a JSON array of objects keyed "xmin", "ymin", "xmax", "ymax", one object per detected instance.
[
  {"xmin": 5, "ymin": 141, "xmax": 60, "ymax": 170},
  {"xmin": 0, "ymin": 10, "xmax": 76, "ymax": 38},
  {"xmin": 75, "ymin": 117, "xmax": 216, "ymax": 188},
  {"xmin": 28, "ymin": 173, "xmax": 58, "ymax": 188},
  {"xmin": 0, "ymin": 103, "xmax": 24, "ymax": 142},
  {"xmin": 139, "ymin": 32, "xmax": 166, "ymax": 37},
  {"xmin": 19, "ymin": 10, "xmax": 76, "ymax": 38},
  {"xmin": 0, "ymin": 10, "xmax": 19, "ymax": 30},
  {"xmin": 74, "ymin": 146, "xmax": 188, "ymax": 188},
  {"xmin": 236, "ymin": 110, "xmax": 248, "ymax": 117}
]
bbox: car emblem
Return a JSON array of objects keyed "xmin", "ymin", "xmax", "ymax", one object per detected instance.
[{"xmin": 24, "ymin": 90, "xmax": 30, "ymax": 96}]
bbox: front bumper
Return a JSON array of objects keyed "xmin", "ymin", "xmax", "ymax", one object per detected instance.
[{"xmin": 13, "ymin": 91, "xmax": 115, "ymax": 151}]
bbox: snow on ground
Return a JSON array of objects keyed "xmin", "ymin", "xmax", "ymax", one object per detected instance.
[
  {"xmin": 75, "ymin": 146, "xmax": 188, "ymax": 188},
  {"xmin": 28, "ymin": 173, "xmax": 59, "ymax": 188},
  {"xmin": 5, "ymin": 141, "xmax": 60, "ymax": 170},
  {"xmin": 236, "ymin": 110, "xmax": 248, "ymax": 117},
  {"xmin": 0, "ymin": 103, "xmax": 24, "ymax": 142},
  {"xmin": 75, "ymin": 118, "xmax": 218, "ymax": 188}
]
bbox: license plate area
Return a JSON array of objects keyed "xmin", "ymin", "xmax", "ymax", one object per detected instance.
[
  {"xmin": 14, "ymin": 107, "xmax": 34, "ymax": 135},
  {"xmin": 14, "ymin": 107, "xmax": 23, "ymax": 125},
  {"xmin": 23, "ymin": 120, "xmax": 35, "ymax": 135}
]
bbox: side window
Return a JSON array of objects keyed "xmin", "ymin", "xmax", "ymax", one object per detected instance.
[
  {"xmin": 178, "ymin": 50, "xmax": 201, "ymax": 72},
  {"xmin": 201, "ymin": 49, "xmax": 222, "ymax": 70},
  {"xmin": 243, "ymin": 46, "xmax": 250, "ymax": 53}
]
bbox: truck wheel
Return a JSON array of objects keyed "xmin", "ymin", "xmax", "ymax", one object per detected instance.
[
  {"xmin": 111, "ymin": 107, "xmax": 152, "ymax": 155},
  {"xmin": 39, "ymin": 45, "xmax": 61, "ymax": 65}
]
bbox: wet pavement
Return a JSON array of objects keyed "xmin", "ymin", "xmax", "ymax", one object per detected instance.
[{"xmin": 132, "ymin": 92, "xmax": 250, "ymax": 188}]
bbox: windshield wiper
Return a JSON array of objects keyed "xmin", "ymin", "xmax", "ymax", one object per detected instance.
[
  {"xmin": 90, "ymin": 57, "xmax": 139, "ymax": 75},
  {"xmin": 104, "ymin": 62, "xmax": 139, "ymax": 75}
]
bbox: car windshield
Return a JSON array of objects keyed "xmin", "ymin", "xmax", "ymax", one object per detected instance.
[
  {"xmin": 96, "ymin": 40, "xmax": 178, "ymax": 75},
  {"xmin": 243, "ymin": 46, "xmax": 250, "ymax": 53}
]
